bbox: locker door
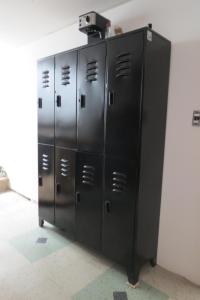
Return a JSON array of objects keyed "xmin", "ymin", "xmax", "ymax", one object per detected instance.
[
  {"xmin": 102, "ymin": 157, "xmax": 137, "ymax": 266},
  {"xmin": 75, "ymin": 152, "xmax": 103, "ymax": 250},
  {"xmin": 77, "ymin": 42, "xmax": 106, "ymax": 153},
  {"xmin": 38, "ymin": 57, "xmax": 55, "ymax": 145},
  {"xmin": 38, "ymin": 144, "xmax": 55, "ymax": 224},
  {"xmin": 55, "ymin": 51, "xmax": 77, "ymax": 148},
  {"xmin": 55, "ymin": 147, "xmax": 75, "ymax": 236},
  {"xmin": 105, "ymin": 32, "xmax": 143, "ymax": 158}
]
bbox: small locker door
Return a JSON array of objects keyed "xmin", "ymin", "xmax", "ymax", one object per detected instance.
[
  {"xmin": 38, "ymin": 144, "xmax": 55, "ymax": 224},
  {"xmin": 77, "ymin": 42, "xmax": 106, "ymax": 153},
  {"xmin": 55, "ymin": 147, "xmax": 75, "ymax": 236},
  {"xmin": 105, "ymin": 32, "xmax": 143, "ymax": 158},
  {"xmin": 38, "ymin": 57, "xmax": 55, "ymax": 145},
  {"xmin": 102, "ymin": 157, "xmax": 137, "ymax": 266},
  {"xmin": 55, "ymin": 51, "xmax": 77, "ymax": 148},
  {"xmin": 75, "ymin": 152, "xmax": 103, "ymax": 250}
]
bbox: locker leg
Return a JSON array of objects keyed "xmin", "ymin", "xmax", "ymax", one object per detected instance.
[
  {"xmin": 127, "ymin": 256, "xmax": 141, "ymax": 286},
  {"xmin": 150, "ymin": 257, "xmax": 157, "ymax": 267},
  {"xmin": 39, "ymin": 218, "xmax": 44, "ymax": 227},
  {"xmin": 127, "ymin": 268, "xmax": 140, "ymax": 286}
]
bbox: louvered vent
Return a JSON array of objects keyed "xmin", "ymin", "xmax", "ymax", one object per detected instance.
[
  {"xmin": 81, "ymin": 164, "xmax": 95, "ymax": 186},
  {"xmin": 112, "ymin": 171, "xmax": 127, "ymax": 192},
  {"xmin": 60, "ymin": 158, "xmax": 70, "ymax": 177},
  {"xmin": 86, "ymin": 60, "xmax": 98, "ymax": 82},
  {"xmin": 42, "ymin": 70, "xmax": 50, "ymax": 88},
  {"xmin": 61, "ymin": 66, "xmax": 70, "ymax": 85},
  {"xmin": 42, "ymin": 154, "xmax": 49, "ymax": 171},
  {"xmin": 115, "ymin": 52, "xmax": 131, "ymax": 78}
]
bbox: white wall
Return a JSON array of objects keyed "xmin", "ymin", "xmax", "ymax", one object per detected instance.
[{"xmin": 0, "ymin": 0, "xmax": 199, "ymax": 285}]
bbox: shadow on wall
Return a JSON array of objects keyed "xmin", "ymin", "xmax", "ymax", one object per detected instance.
[{"xmin": 158, "ymin": 39, "xmax": 200, "ymax": 286}]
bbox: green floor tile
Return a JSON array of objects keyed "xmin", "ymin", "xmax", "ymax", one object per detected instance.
[
  {"xmin": 72, "ymin": 268, "xmax": 169, "ymax": 300},
  {"xmin": 10, "ymin": 227, "xmax": 70, "ymax": 262}
]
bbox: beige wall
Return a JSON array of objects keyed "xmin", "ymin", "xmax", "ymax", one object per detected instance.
[{"xmin": 0, "ymin": 0, "xmax": 199, "ymax": 285}]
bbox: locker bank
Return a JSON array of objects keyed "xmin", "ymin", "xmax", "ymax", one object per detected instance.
[{"xmin": 38, "ymin": 23, "xmax": 171, "ymax": 284}]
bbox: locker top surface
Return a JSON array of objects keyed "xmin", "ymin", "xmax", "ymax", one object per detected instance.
[{"xmin": 37, "ymin": 26, "xmax": 171, "ymax": 62}]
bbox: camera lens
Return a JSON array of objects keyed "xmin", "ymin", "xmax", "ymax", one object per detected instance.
[{"xmin": 86, "ymin": 15, "xmax": 90, "ymax": 23}]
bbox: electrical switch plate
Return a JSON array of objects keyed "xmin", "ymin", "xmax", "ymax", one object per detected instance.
[{"xmin": 192, "ymin": 110, "xmax": 200, "ymax": 126}]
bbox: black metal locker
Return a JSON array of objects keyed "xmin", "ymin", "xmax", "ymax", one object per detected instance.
[
  {"xmin": 55, "ymin": 51, "xmax": 77, "ymax": 148},
  {"xmin": 77, "ymin": 42, "xmax": 106, "ymax": 153},
  {"xmin": 55, "ymin": 147, "xmax": 75, "ymax": 236},
  {"xmin": 105, "ymin": 32, "xmax": 143, "ymax": 159},
  {"xmin": 75, "ymin": 152, "xmax": 103, "ymax": 250},
  {"xmin": 38, "ymin": 57, "xmax": 55, "ymax": 145},
  {"xmin": 38, "ymin": 144, "xmax": 55, "ymax": 225},
  {"xmin": 37, "ymin": 26, "xmax": 171, "ymax": 286},
  {"xmin": 102, "ymin": 157, "xmax": 137, "ymax": 266}
]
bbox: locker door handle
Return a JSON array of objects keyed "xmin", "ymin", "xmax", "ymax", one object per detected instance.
[
  {"xmin": 108, "ymin": 91, "xmax": 114, "ymax": 106},
  {"xmin": 56, "ymin": 95, "xmax": 61, "ymax": 107},
  {"xmin": 76, "ymin": 192, "xmax": 80, "ymax": 206},
  {"xmin": 56, "ymin": 183, "xmax": 61, "ymax": 194},
  {"xmin": 105, "ymin": 201, "xmax": 111, "ymax": 213},
  {"xmin": 39, "ymin": 176, "xmax": 43, "ymax": 186},
  {"xmin": 79, "ymin": 94, "xmax": 86, "ymax": 108},
  {"xmin": 38, "ymin": 98, "xmax": 42, "ymax": 108}
]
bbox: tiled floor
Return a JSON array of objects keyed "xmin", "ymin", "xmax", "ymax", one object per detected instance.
[{"xmin": 0, "ymin": 191, "xmax": 199, "ymax": 300}]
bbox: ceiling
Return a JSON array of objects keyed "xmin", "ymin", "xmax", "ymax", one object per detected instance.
[{"xmin": 0, "ymin": 0, "xmax": 130, "ymax": 46}]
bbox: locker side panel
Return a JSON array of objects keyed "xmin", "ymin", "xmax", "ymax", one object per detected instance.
[
  {"xmin": 136, "ymin": 31, "xmax": 171, "ymax": 260},
  {"xmin": 105, "ymin": 32, "xmax": 143, "ymax": 159},
  {"xmin": 55, "ymin": 147, "xmax": 75, "ymax": 236},
  {"xmin": 102, "ymin": 157, "xmax": 137, "ymax": 266},
  {"xmin": 75, "ymin": 152, "xmax": 103, "ymax": 250},
  {"xmin": 38, "ymin": 144, "xmax": 55, "ymax": 224},
  {"xmin": 38, "ymin": 57, "xmax": 55, "ymax": 145},
  {"xmin": 77, "ymin": 42, "xmax": 106, "ymax": 153},
  {"xmin": 55, "ymin": 51, "xmax": 77, "ymax": 149}
]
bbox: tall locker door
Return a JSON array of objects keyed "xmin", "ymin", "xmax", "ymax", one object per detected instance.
[
  {"xmin": 102, "ymin": 157, "xmax": 137, "ymax": 266},
  {"xmin": 77, "ymin": 42, "xmax": 106, "ymax": 153},
  {"xmin": 38, "ymin": 57, "xmax": 55, "ymax": 145},
  {"xmin": 75, "ymin": 152, "xmax": 103, "ymax": 250},
  {"xmin": 105, "ymin": 32, "xmax": 143, "ymax": 158},
  {"xmin": 55, "ymin": 147, "xmax": 75, "ymax": 236},
  {"xmin": 55, "ymin": 51, "xmax": 77, "ymax": 148},
  {"xmin": 38, "ymin": 144, "xmax": 55, "ymax": 224}
]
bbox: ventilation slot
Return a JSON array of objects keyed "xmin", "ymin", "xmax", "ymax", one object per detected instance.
[
  {"xmin": 86, "ymin": 60, "xmax": 98, "ymax": 82},
  {"xmin": 60, "ymin": 158, "xmax": 70, "ymax": 177},
  {"xmin": 81, "ymin": 164, "xmax": 95, "ymax": 186},
  {"xmin": 112, "ymin": 171, "xmax": 127, "ymax": 193},
  {"xmin": 42, "ymin": 70, "xmax": 50, "ymax": 88},
  {"xmin": 61, "ymin": 66, "xmax": 70, "ymax": 85},
  {"xmin": 42, "ymin": 153, "xmax": 49, "ymax": 171},
  {"xmin": 115, "ymin": 52, "xmax": 131, "ymax": 78}
]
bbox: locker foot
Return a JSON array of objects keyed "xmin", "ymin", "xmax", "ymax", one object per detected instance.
[
  {"xmin": 150, "ymin": 258, "xmax": 157, "ymax": 267},
  {"xmin": 127, "ymin": 255, "xmax": 142, "ymax": 287},
  {"xmin": 127, "ymin": 266, "xmax": 140, "ymax": 287},
  {"xmin": 127, "ymin": 273, "xmax": 139, "ymax": 287},
  {"xmin": 39, "ymin": 219, "xmax": 44, "ymax": 227}
]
